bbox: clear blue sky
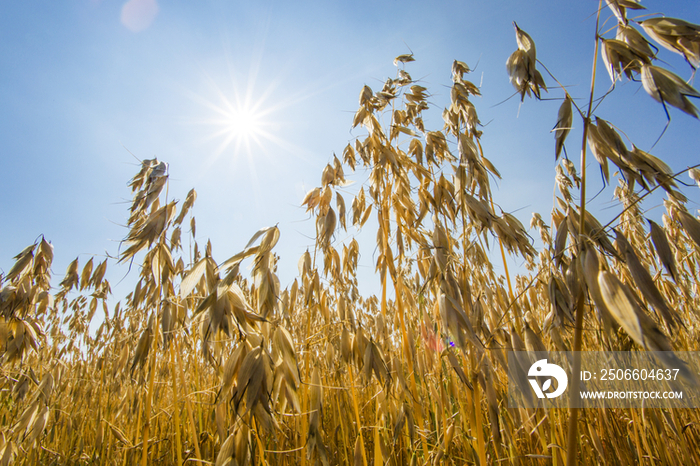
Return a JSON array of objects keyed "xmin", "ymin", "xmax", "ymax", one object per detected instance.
[{"xmin": 1, "ymin": 1, "xmax": 699, "ymax": 296}]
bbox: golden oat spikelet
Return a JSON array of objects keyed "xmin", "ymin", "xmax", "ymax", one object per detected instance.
[
  {"xmin": 582, "ymin": 244, "xmax": 618, "ymax": 335},
  {"xmin": 605, "ymin": 0, "xmax": 645, "ymax": 26},
  {"xmin": 617, "ymin": 23, "xmax": 655, "ymax": 60},
  {"xmin": 689, "ymin": 167, "xmax": 700, "ymax": 188},
  {"xmin": 215, "ymin": 432, "xmax": 235, "ymax": 466},
  {"xmin": 523, "ymin": 321, "xmax": 548, "ymax": 361},
  {"xmin": 393, "ymin": 53, "xmax": 415, "ymax": 66},
  {"xmin": 507, "ymin": 22, "xmax": 546, "ymax": 101},
  {"xmin": 130, "ymin": 313, "xmax": 154, "ymax": 376},
  {"xmin": 58, "ymin": 258, "xmax": 79, "ymax": 291},
  {"xmin": 614, "ymin": 229, "xmax": 680, "ymax": 329},
  {"xmin": 79, "ymin": 257, "xmax": 93, "ymax": 291},
  {"xmin": 586, "ymin": 122, "xmax": 612, "ymax": 184},
  {"xmin": 514, "ymin": 22, "xmax": 536, "ymax": 63},
  {"xmin": 5, "ymin": 245, "xmax": 36, "ymax": 283},
  {"xmin": 677, "ymin": 209, "xmax": 700, "ymax": 248},
  {"xmin": 363, "ymin": 339, "xmax": 390, "ymax": 387},
  {"xmin": 641, "ymin": 17, "xmax": 700, "ymax": 69},
  {"xmin": 601, "ymin": 38, "xmax": 650, "ymax": 83},
  {"xmin": 174, "ymin": 188, "xmax": 197, "ymax": 225},
  {"xmin": 599, "ymin": 268, "xmax": 697, "ymax": 382},
  {"xmin": 641, "ymin": 64, "xmax": 700, "ymax": 118},
  {"xmin": 598, "ymin": 270, "xmax": 644, "ymax": 345},
  {"xmin": 24, "ymin": 403, "xmax": 48, "ymax": 447},
  {"xmin": 444, "ymin": 348, "xmax": 472, "ymax": 390},
  {"xmin": 647, "ymin": 219, "xmax": 679, "ymax": 283},
  {"xmin": 553, "ymin": 95, "xmax": 573, "ymax": 160}
]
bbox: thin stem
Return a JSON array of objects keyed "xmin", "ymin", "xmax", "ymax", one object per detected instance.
[
  {"xmin": 348, "ymin": 364, "xmax": 368, "ymax": 466},
  {"xmin": 140, "ymin": 311, "xmax": 159, "ymax": 466},
  {"xmin": 567, "ymin": 2, "xmax": 603, "ymax": 465},
  {"xmin": 537, "ymin": 59, "xmax": 587, "ymax": 121},
  {"xmin": 169, "ymin": 342, "xmax": 183, "ymax": 466}
]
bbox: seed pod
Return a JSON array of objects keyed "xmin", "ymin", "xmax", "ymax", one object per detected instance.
[
  {"xmin": 6, "ymin": 246, "xmax": 35, "ymax": 283},
  {"xmin": 352, "ymin": 327, "xmax": 367, "ymax": 368},
  {"xmin": 321, "ymin": 164, "xmax": 334, "ymax": 186},
  {"xmin": 363, "ymin": 339, "xmax": 390, "ymax": 386},
  {"xmin": 109, "ymin": 424, "xmax": 130, "ymax": 446}
]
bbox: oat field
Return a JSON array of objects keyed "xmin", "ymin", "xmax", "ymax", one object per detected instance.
[{"xmin": 2, "ymin": 2, "xmax": 700, "ymax": 465}]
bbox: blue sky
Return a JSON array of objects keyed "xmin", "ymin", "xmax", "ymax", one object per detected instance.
[{"xmin": 1, "ymin": 0, "xmax": 699, "ymax": 297}]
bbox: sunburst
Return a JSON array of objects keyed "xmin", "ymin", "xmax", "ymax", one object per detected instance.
[
  {"xmin": 205, "ymin": 85, "xmax": 273, "ymax": 160},
  {"xmin": 183, "ymin": 59, "xmax": 312, "ymax": 183}
]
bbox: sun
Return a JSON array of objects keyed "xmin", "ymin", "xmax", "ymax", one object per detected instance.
[
  {"xmin": 223, "ymin": 104, "xmax": 264, "ymax": 142},
  {"xmin": 184, "ymin": 61, "xmax": 306, "ymax": 180},
  {"xmin": 207, "ymin": 90, "xmax": 272, "ymax": 158},
  {"xmin": 185, "ymin": 73, "xmax": 280, "ymax": 169}
]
